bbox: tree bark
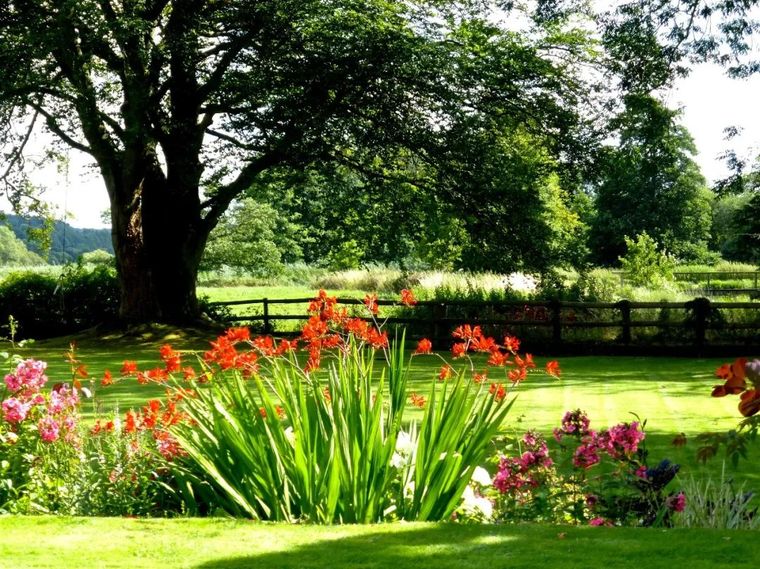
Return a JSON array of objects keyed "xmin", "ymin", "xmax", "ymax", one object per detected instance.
[{"xmin": 108, "ymin": 153, "xmax": 209, "ymax": 324}]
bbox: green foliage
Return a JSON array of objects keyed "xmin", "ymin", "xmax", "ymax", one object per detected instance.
[
  {"xmin": 570, "ymin": 269, "xmax": 619, "ymax": 302},
  {"xmin": 3, "ymin": 215, "xmax": 113, "ymax": 264},
  {"xmin": 79, "ymin": 249, "xmax": 114, "ymax": 267},
  {"xmin": 202, "ymin": 199, "xmax": 302, "ymax": 277},
  {"xmin": 618, "ymin": 232, "xmax": 674, "ymax": 288},
  {"xmin": 591, "ymin": 95, "xmax": 714, "ymax": 264},
  {"xmin": 0, "ymin": 226, "xmax": 45, "ymax": 266},
  {"xmin": 0, "ymin": 265, "xmax": 119, "ymax": 338},
  {"xmin": 674, "ymin": 470, "xmax": 760, "ymax": 530},
  {"xmin": 172, "ymin": 334, "xmax": 513, "ymax": 522}
]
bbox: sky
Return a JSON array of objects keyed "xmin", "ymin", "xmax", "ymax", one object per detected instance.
[{"xmin": 15, "ymin": 63, "xmax": 760, "ymax": 230}]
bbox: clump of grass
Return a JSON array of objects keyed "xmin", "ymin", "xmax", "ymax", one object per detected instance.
[{"xmin": 673, "ymin": 467, "xmax": 759, "ymax": 530}]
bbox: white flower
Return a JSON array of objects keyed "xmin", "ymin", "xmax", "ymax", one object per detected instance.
[
  {"xmin": 460, "ymin": 485, "xmax": 493, "ymax": 520},
  {"xmin": 390, "ymin": 452, "xmax": 406, "ymax": 469},
  {"xmin": 395, "ymin": 431, "xmax": 414, "ymax": 455},
  {"xmin": 471, "ymin": 466, "xmax": 492, "ymax": 487},
  {"xmin": 284, "ymin": 426, "xmax": 295, "ymax": 446}
]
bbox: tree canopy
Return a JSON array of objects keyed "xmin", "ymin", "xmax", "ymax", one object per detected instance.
[{"xmin": 0, "ymin": 0, "xmax": 608, "ymax": 320}]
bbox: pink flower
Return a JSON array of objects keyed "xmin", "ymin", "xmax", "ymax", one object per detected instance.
[
  {"xmin": 573, "ymin": 436, "xmax": 601, "ymax": 469},
  {"xmin": 666, "ymin": 492, "xmax": 687, "ymax": 512},
  {"xmin": 2, "ymin": 398, "xmax": 31, "ymax": 423},
  {"xmin": 589, "ymin": 517, "xmax": 610, "ymax": 526},
  {"xmin": 38, "ymin": 416, "xmax": 60, "ymax": 442},
  {"xmin": 8, "ymin": 359, "xmax": 48, "ymax": 394}
]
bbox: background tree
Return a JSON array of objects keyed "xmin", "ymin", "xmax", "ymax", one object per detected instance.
[
  {"xmin": 201, "ymin": 198, "xmax": 302, "ymax": 277},
  {"xmin": 0, "ymin": 0, "xmax": 601, "ymax": 322},
  {"xmin": 590, "ymin": 94, "xmax": 713, "ymax": 264}
]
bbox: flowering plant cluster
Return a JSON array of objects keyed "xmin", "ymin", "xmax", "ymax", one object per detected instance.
[
  {"xmin": 699, "ymin": 357, "xmax": 760, "ymax": 465},
  {"xmin": 98, "ymin": 289, "xmax": 559, "ymax": 522},
  {"xmin": 489, "ymin": 410, "xmax": 686, "ymax": 527}
]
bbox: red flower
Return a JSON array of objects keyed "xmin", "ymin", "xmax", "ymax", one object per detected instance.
[
  {"xmin": 160, "ymin": 344, "xmax": 181, "ymax": 373},
  {"xmin": 364, "ymin": 293, "xmax": 379, "ymax": 315},
  {"xmin": 224, "ymin": 327, "xmax": 251, "ymax": 343},
  {"xmin": 451, "ymin": 342, "xmax": 467, "ymax": 359},
  {"xmin": 508, "ymin": 367, "xmax": 527, "ymax": 383},
  {"xmin": 101, "ymin": 369, "xmax": 113, "ymax": 386},
  {"xmin": 473, "ymin": 371, "xmax": 488, "ymax": 384},
  {"xmin": 125, "ymin": 410, "xmax": 137, "ymax": 433},
  {"xmin": 400, "ymin": 289, "xmax": 417, "ymax": 306},
  {"xmin": 438, "ymin": 365, "xmax": 454, "ymax": 381},
  {"xmin": 503, "ymin": 335, "xmax": 521, "ymax": 353},
  {"xmin": 545, "ymin": 360, "xmax": 561, "ymax": 378},
  {"xmin": 414, "ymin": 338, "xmax": 433, "ymax": 355},
  {"xmin": 453, "ymin": 325, "xmax": 482, "ymax": 340},
  {"xmin": 489, "ymin": 382, "xmax": 506, "ymax": 401},
  {"xmin": 487, "ymin": 350, "xmax": 508, "ymax": 367},
  {"xmin": 410, "ymin": 392, "xmax": 426, "ymax": 408}
]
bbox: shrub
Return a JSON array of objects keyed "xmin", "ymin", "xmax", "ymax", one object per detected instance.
[
  {"xmin": 619, "ymin": 232, "xmax": 674, "ymax": 288},
  {"xmin": 489, "ymin": 410, "xmax": 685, "ymax": 527},
  {"xmin": 570, "ymin": 269, "xmax": 619, "ymax": 302},
  {"xmin": 0, "ymin": 265, "xmax": 119, "ymax": 338}
]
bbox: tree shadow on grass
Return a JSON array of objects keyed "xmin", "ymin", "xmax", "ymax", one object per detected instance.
[{"xmin": 193, "ymin": 522, "xmax": 756, "ymax": 569}]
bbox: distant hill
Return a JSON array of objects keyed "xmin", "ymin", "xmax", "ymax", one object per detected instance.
[{"xmin": 2, "ymin": 214, "xmax": 113, "ymax": 264}]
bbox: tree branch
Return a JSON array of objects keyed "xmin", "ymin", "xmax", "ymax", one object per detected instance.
[
  {"xmin": 30, "ymin": 104, "xmax": 92, "ymax": 154},
  {"xmin": 0, "ymin": 110, "xmax": 39, "ymax": 184},
  {"xmin": 200, "ymin": 149, "xmax": 287, "ymax": 231}
]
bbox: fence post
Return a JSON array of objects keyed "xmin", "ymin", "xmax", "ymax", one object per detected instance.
[
  {"xmin": 689, "ymin": 297, "xmax": 710, "ymax": 351},
  {"xmin": 263, "ymin": 298, "xmax": 272, "ymax": 334},
  {"xmin": 551, "ymin": 299, "xmax": 562, "ymax": 345},
  {"xmin": 617, "ymin": 300, "xmax": 631, "ymax": 344}
]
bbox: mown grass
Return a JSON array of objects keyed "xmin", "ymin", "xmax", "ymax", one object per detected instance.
[{"xmin": 0, "ymin": 517, "xmax": 758, "ymax": 569}]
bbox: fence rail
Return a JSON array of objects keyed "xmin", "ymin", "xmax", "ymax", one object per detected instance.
[{"xmin": 209, "ymin": 297, "xmax": 760, "ymax": 351}]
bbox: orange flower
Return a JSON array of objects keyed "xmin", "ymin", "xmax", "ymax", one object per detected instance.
[
  {"xmin": 125, "ymin": 410, "xmax": 137, "ymax": 433},
  {"xmin": 545, "ymin": 360, "xmax": 561, "ymax": 378},
  {"xmin": 414, "ymin": 338, "xmax": 433, "ymax": 354},
  {"xmin": 364, "ymin": 293, "xmax": 379, "ymax": 315},
  {"xmin": 508, "ymin": 367, "xmax": 527, "ymax": 383},
  {"xmin": 451, "ymin": 342, "xmax": 467, "ymax": 359},
  {"xmin": 224, "ymin": 327, "xmax": 251, "ymax": 343},
  {"xmin": 101, "ymin": 369, "xmax": 113, "ymax": 386},
  {"xmin": 400, "ymin": 289, "xmax": 417, "ymax": 306},
  {"xmin": 712, "ymin": 358, "xmax": 747, "ymax": 397},
  {"xmin": 410, "ymin": 392, "xmax": 426, "ymax": 408},
  {"xmin": 739, "ymin": 389, "xmax": 760, "ymax": 417},
  {"xmin": 489, "ymin": 382, "xmax": 506, "ymax": 401},
  {"xmin": 323, "ymin": 387, "xmax": 331, "ymax": 403},
  {"xmin": 487, "ymin": 350, "xmax": 507, "ymax": 367},
  {"xmin": 453, "ymin": 325, "xmax": 482, "ymax": 340},
  {"xmin": 473, "ymin": 371, "xmax": 488, "ymax": 384},
  {"xmin": 160, "ymin": 344, "xmax": 181, "ymax": 373},
  {"xmin": 503, "ymin": 335, "xmax": 521, "ymax": 353},
  {"xmin": 438, "ymin": 365, "xmax": 454, "ymax": 381}
]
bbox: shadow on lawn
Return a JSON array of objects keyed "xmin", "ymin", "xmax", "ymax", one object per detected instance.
[{"xmin": 193, "ymin": 522, "xmax": 755, "ymax": 569}]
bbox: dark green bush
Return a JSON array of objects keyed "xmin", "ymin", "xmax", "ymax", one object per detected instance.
[{"xmin": 0, "ymin": 266, "xmax": 120, "ymax": 339}]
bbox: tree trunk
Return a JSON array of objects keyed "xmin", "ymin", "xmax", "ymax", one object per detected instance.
[{"xmin": 108, "ymin": 157, "xmax": 209, "ymax": 324}]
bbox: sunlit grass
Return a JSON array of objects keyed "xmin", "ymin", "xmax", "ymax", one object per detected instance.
[{"xmin": 0, "ymin": 517, "xmax": 757, "ymax": 569}]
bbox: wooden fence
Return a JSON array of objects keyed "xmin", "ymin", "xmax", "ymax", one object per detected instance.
[{"xmin": 209, "ymin": 297, "xmax": 760, "ymax": 351}]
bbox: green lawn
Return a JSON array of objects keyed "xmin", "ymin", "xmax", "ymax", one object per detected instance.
[
  {"xmin": 0, "ymin": 517, "xmax": 757, "ymax": 569},
  {"xmin": 5, "ymin": 334, "xmax": 760, "ymax": 567}
]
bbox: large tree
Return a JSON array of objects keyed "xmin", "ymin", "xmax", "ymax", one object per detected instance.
[{"xmin": 0, "ymin": 1, "xmax": 598, "ymax": 322}]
